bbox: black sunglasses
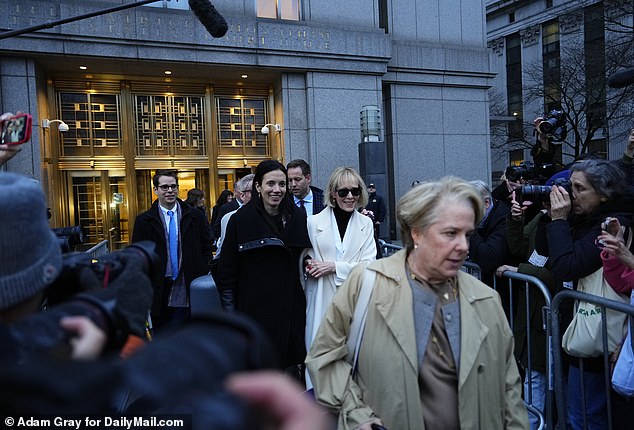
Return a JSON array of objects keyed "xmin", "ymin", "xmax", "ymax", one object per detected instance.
[{"xmin": 336, "ymin": 187, "xmax": 362, "ymax": 198}]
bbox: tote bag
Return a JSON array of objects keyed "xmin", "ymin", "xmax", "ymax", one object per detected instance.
[
  {"xmin": 611, "ymin": 291, "xmax": 634, "ymax": 397},
  {"xmin": 562, "ymin": 267, "xmax": 628, "ymax": 358}
]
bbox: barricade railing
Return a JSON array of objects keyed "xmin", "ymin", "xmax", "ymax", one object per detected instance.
[
  {"xmin": 497, "ymin": 271, "xmax": 554, "ymax": 430},
  {"xmin": 550, "ymin": 290, "xmax": 634, "ymax": 430},
  {"xmin": 84, "ymin": 239, "xmax": 109, "ymax": 257},
  {"xmin": 378, "ymin": 239, "xmax": 402, "ymax": 258},
  {"xmin": 461, "ymin": 261, "xmax": 482, "ymax": 280}
]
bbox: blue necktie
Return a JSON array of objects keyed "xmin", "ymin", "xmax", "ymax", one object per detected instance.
[{"xmin": 167, "ymin": 210, "xmax": 178, "ymax": 280}]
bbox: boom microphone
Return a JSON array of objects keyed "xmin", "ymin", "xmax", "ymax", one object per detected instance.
[
  {"xmin": 189, "ymin": 0, "xmax": 228, "ymax": 38},
  {"xmin": 607, "ymin": 67, "xmax": 634, "ymax": 89}
]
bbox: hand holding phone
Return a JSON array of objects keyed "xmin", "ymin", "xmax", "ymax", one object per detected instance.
[
  {"xmin": 601, "ymin": 217, "xmax": 623, "ymax": 237},
  {"xmin": 0, "ymin": 113, "xmax": 32, "ymax": 145}
]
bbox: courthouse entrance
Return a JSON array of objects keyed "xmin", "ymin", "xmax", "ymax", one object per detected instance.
[{"xmin": 47, "ymin": 80, "xmax": 279, "ymax": 249}]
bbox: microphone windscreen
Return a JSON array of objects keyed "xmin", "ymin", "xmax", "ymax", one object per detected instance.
[
  {"xmin": 607, "ymin": 67, "xmax": 634, "ymax": 89},
  {"xmin": 189, "ymin": 0, "xmax": 228, "ymax": 38}
]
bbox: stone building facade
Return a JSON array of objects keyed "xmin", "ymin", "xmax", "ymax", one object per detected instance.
[{"xmin": 0, "ymin": 0, "xmax": 493, "ymax": 246}]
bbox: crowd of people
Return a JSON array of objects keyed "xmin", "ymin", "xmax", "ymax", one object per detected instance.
[{"xmin": 2, "ymin": 109, "xmax": 634, "ymax": 429}]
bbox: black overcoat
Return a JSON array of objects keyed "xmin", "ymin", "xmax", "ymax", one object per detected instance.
[
  {"xmin": 216, "ymin": 201, "xmax": 310, "ymax": 367},
  {"xmin": 131, "ymin": 199, "xmax": 212, "ymax": 315}
]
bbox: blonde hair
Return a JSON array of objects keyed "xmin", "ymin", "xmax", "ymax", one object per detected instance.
[
  {"xmin": 397, "ymin": 176, "xmax": 483, "ymax": 251},
  {"xmin": 326, "ymin": 167, "xmax": 369, "ymax": 209}
]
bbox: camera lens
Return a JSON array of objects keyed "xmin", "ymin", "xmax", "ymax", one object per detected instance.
[
  {"xmin": 516, "ymin": 185, "xmax": 552, "ymax": 203},
  {"xmin": 538, "ymin": 119, "xmax": 557, "ymax": 134}
]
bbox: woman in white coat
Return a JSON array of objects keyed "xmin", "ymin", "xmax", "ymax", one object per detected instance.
[{"xmin": 302, "ymin": 167, "xmax": 376, "ymax": 387}]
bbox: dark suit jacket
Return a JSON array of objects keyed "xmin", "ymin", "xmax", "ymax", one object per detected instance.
[
  {"xmin": 310, "ymin": 186, "xmax": 325, "ymax": 215},
  {"xmin": 132, "ymin": 199, "xmax": 212, "ymax": 315},
  {"xmin": 212, "ymin": 199, "xmax": 240, "ymax": 239}
]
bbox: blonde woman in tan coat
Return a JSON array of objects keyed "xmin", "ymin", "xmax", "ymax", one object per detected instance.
[{"xmin": 307, "ymin": 177, "xmax": 528, "ymax": 430}]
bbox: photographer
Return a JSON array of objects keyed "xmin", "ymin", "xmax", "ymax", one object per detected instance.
[
  {"xmin": 2, "ymin": 305, "xmax": 334, "ymax": 430},
  {"xmin": 531, "ymin": 115, "xmax": 563, "ymax": 167},
  {"xmin": 542, "ymin": 159, "xmax": 633, "ymax": 430},
  {"xmin": 496, "ymin": 170, "xmax": 570, "ymax": 430},
  {"xmin": 0, "ymin": 171, "xmax": 153, "ymax": 362}
]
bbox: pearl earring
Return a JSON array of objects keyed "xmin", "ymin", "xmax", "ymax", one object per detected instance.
[{"xmin": 414, "ymin": 244, "xmax": 418, "ymax": 249}]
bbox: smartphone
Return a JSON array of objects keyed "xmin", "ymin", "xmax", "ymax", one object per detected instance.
[
  {"xmin": 0, "ymin": 113, "xmax": 32, "ymax": 145},
  {"xmin": 601, "ymin": 217, "xmax": 622, "ymax": 236}
]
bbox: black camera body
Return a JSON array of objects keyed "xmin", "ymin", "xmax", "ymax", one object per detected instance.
[
  {"xmin": 8, "ymin": 241, "xmax": 161, "ymax": 359},
  {"xmin": 505, "ymin": 161, "xmax": 559, "ymax": 183},
  {"xmin": 515, "ymin": 177, "xmax": 572, "ymax": 204},
  {"xmin": 538, "ymin": 109, "xmax": 567, "ymax": 141},
  {"xmin": 46, "ymin": 240, "xmax": 161, "ymax": 306}
]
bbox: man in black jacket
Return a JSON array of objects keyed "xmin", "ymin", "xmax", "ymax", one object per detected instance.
[
  {"xmin": 132, "ymin": 170, "xmax": 212, "ymax": 330},
  {"xmin": 468, "ymin": 180, "xmax": 513, "ymax": 288}
]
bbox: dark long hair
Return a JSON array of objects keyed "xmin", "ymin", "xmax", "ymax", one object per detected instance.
[
  {"xmin": 215, "ymin": 189, "xmax": 233, "ymax": 207},
  {"xmin": 251, "ymin": 160, "xmax": 295, "ymax": 230}
]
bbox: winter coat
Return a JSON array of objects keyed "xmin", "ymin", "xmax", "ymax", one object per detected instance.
[
  {"xmin": 545, "ymin": 198, "xmax": 633, "ymax": 285},
  {"xmin": 306, "ymin": 250, "xmax": 529, "ymax": 430},
  {"xmin": 468, "ymin": 199, "xmax": 512, "ymax": 286},
  {"xmin": 131, "ymin": 199, "xmax": 212, "ymax": 316},
  {"xmin": 301, "ymin": 207, "xmax": 376, "ymax": 352},
  {"xmin": 216, "ymin": 200, "xmax": 311, "ymax": 367}
]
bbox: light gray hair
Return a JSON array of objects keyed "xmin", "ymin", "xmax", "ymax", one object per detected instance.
[
  {"xmin": 237, "ymin": 174, "xmax": 255, "ymax": 192},
  {"xmin": 397, "ymin": 176, "xmax": 483, "ymax": 252}
]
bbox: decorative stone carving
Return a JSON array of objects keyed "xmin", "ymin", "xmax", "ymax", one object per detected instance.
[
  {"xmin": 520, "ymin": 25, "xmax": 540, "ymax": 47},
  {"xmin": 488, "ymin": 38, "xmax": 505, "ymax": 56},
  {"xmin": 560, "ymin": 11, "xmax": 582, "ymax": 34}
]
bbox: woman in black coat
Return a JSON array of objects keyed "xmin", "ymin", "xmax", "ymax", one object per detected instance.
[{"xmin": 216, "ymin": 160, "xmax": 311, "ymax": 369}]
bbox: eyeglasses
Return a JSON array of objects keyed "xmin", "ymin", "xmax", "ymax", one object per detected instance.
[
  {"xmin": 157, "ymin": 184, "xmax": 178, "ymax": 191},
  {"xmin": 336, "ymin": 187, "xmax": 362, "ymax": 198}
]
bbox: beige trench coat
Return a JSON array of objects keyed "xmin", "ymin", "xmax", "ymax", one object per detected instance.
[{"xmin": 306, "ymin": 250, "xmax": 529, "ymax": 430}]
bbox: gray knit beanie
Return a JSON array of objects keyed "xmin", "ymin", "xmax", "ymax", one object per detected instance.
[{"xmin": 0, "ymin": 172, "xmax": 61, "ymax": 311}]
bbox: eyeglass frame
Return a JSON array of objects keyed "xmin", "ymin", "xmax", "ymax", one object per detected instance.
[{"xmin": 156, "ymin": 184, "xmax": 179, "ymax": 191}]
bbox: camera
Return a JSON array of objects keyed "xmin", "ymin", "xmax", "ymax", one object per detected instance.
[
  {"xmin": 537, "ymin": 110, "xmax": 567, "ymax": 141},
  {"xmin": 515, "ymin": 177, "xmax": 572, "ymax": 203},
  {"xmin": 52, "ymin": 226, "xmax": 85, "ymax": 253},
  {"xmin": 505, "ymin": 161, "xmax": 559, "ymax": 183},
  {"xmin": 12, "ymin": 240, "xmax": 163, "ymax": 357},
  {"xmin": 47, "ymin": 240, "xmax": 161, "ymax": 306}
]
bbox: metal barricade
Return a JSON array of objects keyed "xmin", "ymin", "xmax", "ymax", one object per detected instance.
[
  {"xmin": 377, "ymin": 239, "xmax": 483, "ymax": 281},
  {"xmin": 84, "ymin": 239, "xmax": 109, "ymax": 257},
  {"xmin": 461, "ymin": 261, "xmax": 482, "ymax": 280},
  {"xmin": 378, "ymin": 239, "xmax": 402, "ymax": 258},
  {"xmin": 497, "ymin": 270, "xmax": 555, "ymax": 430},
  {"xmin": 550, "ymin": 290, "xmax": 634, "ymax": 430}
]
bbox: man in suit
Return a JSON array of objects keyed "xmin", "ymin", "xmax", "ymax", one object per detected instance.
[
  {"xmin": 286, "ymin": 159, "xmax": 325, "ymax": 215},
  {"xmin": 132, "ymin": 169, "xmax": 212, "ymax": 330},
  {"xmin": 212, "ymin": 174, "xmax": 253, "ymax": 240}
]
